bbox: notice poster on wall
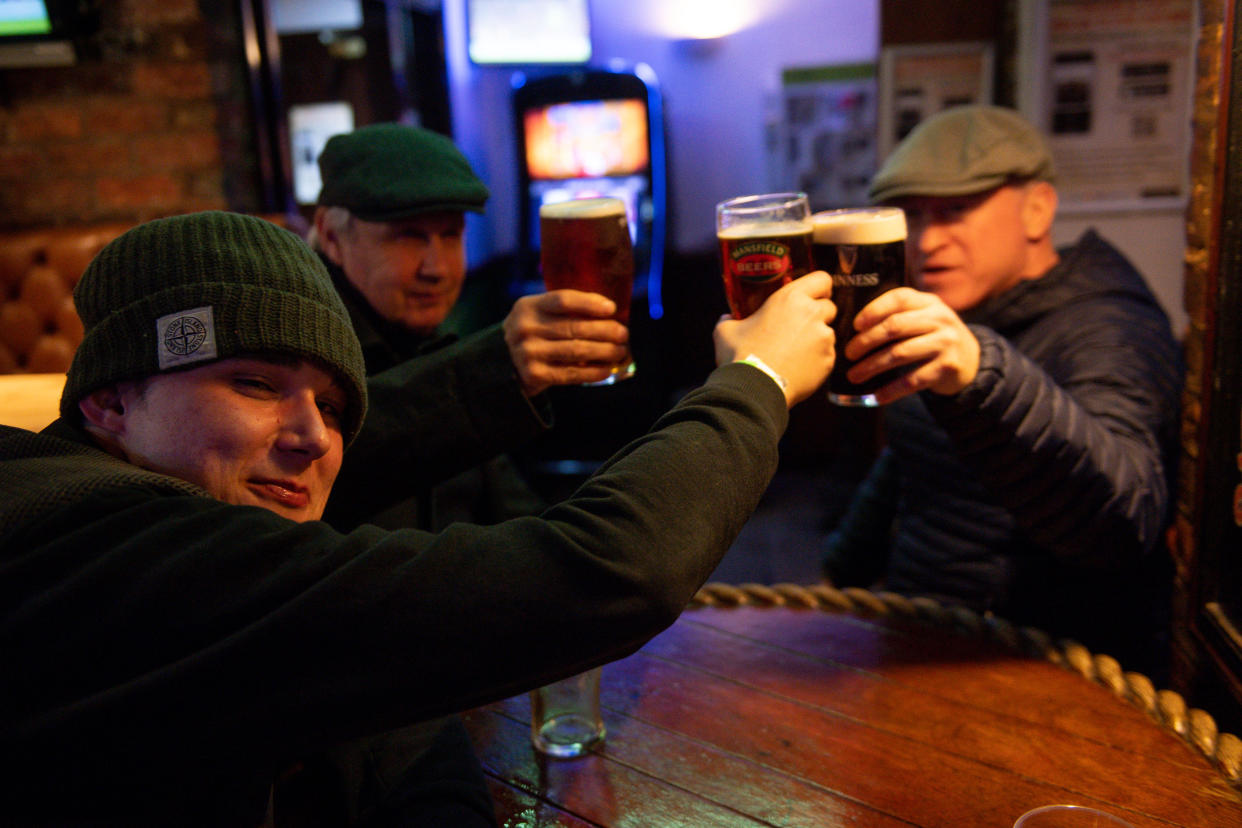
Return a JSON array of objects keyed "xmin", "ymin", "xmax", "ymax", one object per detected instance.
[
  {"xmin": 288, "ymin": 102, "xmax": 355, "ymax": 205},
  {"xmin": 1042, "ymin": 0, "xmax": 1194, "ymax": 209},
  {"xmin": 878, "ymin": 43, "xmax": 994, "ymax": 161},
  {"xmin": 771, "ymin": 63, "xmax": 877, "ymax": 211}
]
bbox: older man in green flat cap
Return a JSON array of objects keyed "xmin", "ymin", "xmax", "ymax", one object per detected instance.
[
  {"xmin": 308, "ymin": 123, "xmax": 626, "ymax": 533},
  {"xmin": 820, "ymin": 105, "xmax": 1182, "ymax": 682},
  {"xmin": 313, "ymin": 123, "xmax": 628, "ymax": 392},
  {"xmin": 304, "ymin": 123, "xmax": 636, "ymax": 826}
]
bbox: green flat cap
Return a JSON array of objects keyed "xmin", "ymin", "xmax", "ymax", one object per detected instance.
[
  {"xmin": 869, "ymin": 105, "xmax": 1055, "ymax": 203},
  {"xmin": 317, "ymin": 123, "xmax": 490, "ymax": 221}
]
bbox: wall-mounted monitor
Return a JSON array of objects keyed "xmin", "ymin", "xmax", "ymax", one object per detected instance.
[
  {"xmin": 0, "ymin": 0, "xmax": 94, "ymax": 68},
  {"xmin": 467, "ymin": 0, "xmax": 590, "ymax": 66},
  {"xmin": 271, "ymin": 0, "xmax": 361, "ymax": 35},
  {"xmin": 0, "ymin": 0, "xmax": 52, "ymax": 36}
]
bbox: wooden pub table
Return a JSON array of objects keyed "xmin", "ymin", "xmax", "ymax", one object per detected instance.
[{"xmin": 462, "ymin": 583, "xmax": 1242, "ymax": 827}]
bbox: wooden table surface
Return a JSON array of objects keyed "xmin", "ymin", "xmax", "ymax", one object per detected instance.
[{"xmin": 463, "ymin": 584, "xmax": 1242, "ymax": 827}]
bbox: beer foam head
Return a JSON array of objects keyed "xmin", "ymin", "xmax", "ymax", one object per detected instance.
[
  {"xmin": 718, "ymin": 219, "xmax": 813, "ymax": 240},
  {"xmin": 540, "ymin": 197, "xmax": 626, "ymax": 219},
  {"xmin": 812, "ymin": 207, "xmax": 907, "ymax": 245}
]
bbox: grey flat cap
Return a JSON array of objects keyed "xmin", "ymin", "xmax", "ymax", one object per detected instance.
[{"xmin": 869, "ymin": 105, "xmax": 1055, "ymax": 203}]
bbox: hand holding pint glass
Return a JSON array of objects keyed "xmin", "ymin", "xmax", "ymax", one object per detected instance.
[
  {"xmin": 811, "ymin": 207, "xmax": 909, "ymax": 406},
  {"xmin": 539, "ymin": 197, "xmax": 636, "ymax": 384},
  {"xmin": 716, "ymin": 192, "xmax": 814, "ymax": 320}
]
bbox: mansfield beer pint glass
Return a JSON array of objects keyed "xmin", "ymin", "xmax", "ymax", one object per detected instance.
[
  {"xmin": 540, "ymin": 197, "xmax": 636, "ymax": 384},
  {"xmin": 812, "ymin": 206, "xmax": 908, "ymax": 406},
  {"xmin": 716, "ymin": 192, "xmax": 814, "ymax": 319}
]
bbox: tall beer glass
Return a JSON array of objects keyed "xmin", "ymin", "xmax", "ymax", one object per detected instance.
[
  {"xmin": 812, "ymin": 206, "xmax": 908, "ymax": 407},
  {"xmin": 716, "ymin": 192, "xmax": 814, "ymax": 319},
  {"xmin": 540, "ymin": 197, "xmax": 636, "ymax": 384}
]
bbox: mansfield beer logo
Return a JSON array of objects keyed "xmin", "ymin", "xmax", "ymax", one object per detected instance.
[{"xmin": 729, "ymin": 240, "xmax": 790, "ymax": 284}]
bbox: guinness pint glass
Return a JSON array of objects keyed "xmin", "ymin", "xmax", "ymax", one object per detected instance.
[
  {"xmin": 540, "ymin": 197, "xmax": 636, "ymax": 384},
  {"xmin": 716, "ymin": 192, "xmax": 813, "ymax": 319},
  {"xmin": 812, "ymin": 206, "xmax": 908, "ymax": 407}
]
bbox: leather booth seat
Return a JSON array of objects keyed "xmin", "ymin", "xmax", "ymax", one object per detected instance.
[
  {"xmin": 0, "ymin": 215, "xmax": 290, "ymax": 375},
  {"xmin": 0, "ymin": 224, "xmax": 132, "ymax": 373}
]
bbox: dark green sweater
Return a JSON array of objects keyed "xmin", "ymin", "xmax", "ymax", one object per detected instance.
[
  {"xmin": 0, "ymin": 363, "xmax": 785, "ymax": 825},
  {"xmin": 323, "ymin": 259, "xmax": 547, "ymax": 532}
]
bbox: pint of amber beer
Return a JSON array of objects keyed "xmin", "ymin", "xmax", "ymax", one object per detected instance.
[
  {"xmin": 540, "ymin": 197, "xmax": 636, "ymax": 384},
  {"xmin": 812, "ymin": 206, "xmax": 908, "ymax": 407},
  {"xmin": 716, "ymin": 192, "xmax": 813, "ymax": 319}
]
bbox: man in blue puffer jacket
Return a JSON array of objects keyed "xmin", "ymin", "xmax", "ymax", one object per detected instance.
[{"xmin": 820, "ymin": 106, "xmax": 1183, "ymax": 681}]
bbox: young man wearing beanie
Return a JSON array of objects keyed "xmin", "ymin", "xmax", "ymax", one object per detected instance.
[
  {"xmin": 819, "ymin": 105, "xmax": 1182, "ymax": 681},
  {"xmin": 310, "ymin": 123, "xmax": 625, "ymax": 533},
  {"xmin": 0, "ymin": 211, "xmax": 839, "ymax": 824}
]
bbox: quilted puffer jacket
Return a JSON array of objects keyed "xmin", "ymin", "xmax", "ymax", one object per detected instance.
[{"xmin": 823, "ymin": 230, "xmax": 1183, "ymax": 676}]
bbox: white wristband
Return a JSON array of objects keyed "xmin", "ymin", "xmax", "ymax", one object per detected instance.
[{"xmin": 736, "ymin": 354, "xmax": 787, "ymax": 393}]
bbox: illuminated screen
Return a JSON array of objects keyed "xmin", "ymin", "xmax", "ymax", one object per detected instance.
[
  {"xmin": 0, "ymin": 0, "xmax": 52, "ymax": 36},
  {"xmin": 521, "ymin": 97, "xmax": 652, "ymax": 253},
  {"xmin": 468, "ymin": 0, "xmax": 590, "ymax": 65},
  {"xmin": 523, "ymin": 99, "xmax": 649, "ymax": 180}
]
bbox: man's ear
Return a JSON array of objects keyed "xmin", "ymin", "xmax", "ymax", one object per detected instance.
[
  {"xmin": 78, "ymin": 385, "xmax": 128, "ymax": 436},
  {"xmin": 1020, "ymin": 180, "xmax": 1058, "ymax": 241},
  {"xmin": 313, "ymin": 207, "xmax": 345, "ymax": 267}
]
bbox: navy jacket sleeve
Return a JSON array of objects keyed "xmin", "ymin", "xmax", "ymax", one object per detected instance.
[{"xmin": 924, "ymin": 315, "xmax": 1180, "ymax": 569}]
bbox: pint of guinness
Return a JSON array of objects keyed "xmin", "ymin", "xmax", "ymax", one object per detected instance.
[
  {"xmin": 716, "ymin": 192, "xmax": 813, "ymax": 319},
  {"xmin": 812, "ymin": 207, "xmax": 908, "ymax": 406},
  {"xmin": 540, "ymin": 197, "xmax": 636, "ymax": 384}
]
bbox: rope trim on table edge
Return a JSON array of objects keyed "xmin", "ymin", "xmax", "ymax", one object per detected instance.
[{"xmin": 687, "ymin": 581, "xmax": 1242, "ymax": 788}]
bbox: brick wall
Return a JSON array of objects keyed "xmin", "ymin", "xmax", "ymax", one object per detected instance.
[{"xmin": 0, "ymin": 0, "xmax": 236, "ymax": 229}]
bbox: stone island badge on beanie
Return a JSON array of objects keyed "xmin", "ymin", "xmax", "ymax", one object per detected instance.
[
  {"xmin": 316, "ymin": 123, "xmax": 490, "ymax": 221},
  {"xmin": 869, "ymin": 105, "xmax": 1055, "ymax": 203},
  {"xmin": 61, "ymin": 211, "xmax": 369, "ymax": 444}
]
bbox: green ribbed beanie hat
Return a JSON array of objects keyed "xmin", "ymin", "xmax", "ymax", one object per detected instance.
[{"xmin": 61, "ymin": 211, "xmax": 368, "ymax": 443}]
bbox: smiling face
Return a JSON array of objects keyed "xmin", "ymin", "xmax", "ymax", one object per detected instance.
[
  {"xmin": 892, "ymin": 183, "xmax": 1054, "ymax": 313},
  {"xmin": 101, "ymin": 356, "xmax": 347, "ymax": 523},
  {"xmin": 323, "ymin": 211, "xmax": 468, "ymax": 336}
]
